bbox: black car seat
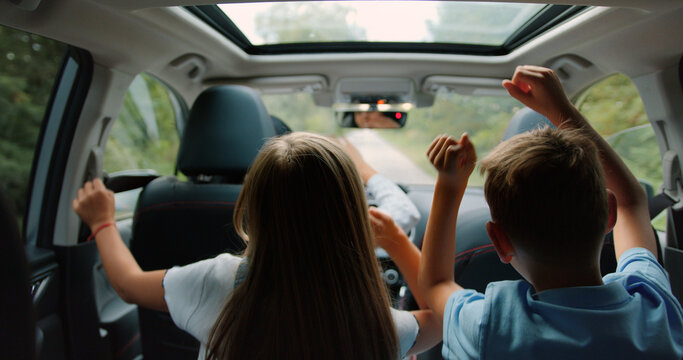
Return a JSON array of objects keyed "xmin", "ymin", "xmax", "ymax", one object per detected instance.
[
  {"xmin": 130, "ymin": 85, "xmax": 276, "ymax": 360},
  {"xmin": 270, "ymin": 114, "xmax": 292, "ymax": 135}
]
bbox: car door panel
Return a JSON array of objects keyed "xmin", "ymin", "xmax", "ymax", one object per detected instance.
[{"xmin": 25, "ymin": 246, "xmax": 66, "ymax": 360}]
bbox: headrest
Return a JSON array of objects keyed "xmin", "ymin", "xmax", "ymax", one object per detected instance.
[
  {"xmin": 271, "ymin": 115, "xmax": 292, "ymax": 135},
  {"xmin": 502, "ymin": 107, "xmax": 555, "ymax": 141},
  {"xmin": 177, "ymin": 85, "xmax": 276, "ymax": 182}
]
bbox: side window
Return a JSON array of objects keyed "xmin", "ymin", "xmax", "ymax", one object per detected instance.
[
  {"xmin": 104, "ymin": 73, "xmax": 183, "ymax": 218},
  {"xmin": 575, "ymin": 73, "xmax": 664, "ymax": 230},
  {"xmin": 0, "ymin": 25, "xmax": 66, "ymax": 229}
]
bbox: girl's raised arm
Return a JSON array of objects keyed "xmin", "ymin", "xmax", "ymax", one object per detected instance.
[{"xmin": 73, "ymin": 178, "xmax": 168, "ymax": 311}]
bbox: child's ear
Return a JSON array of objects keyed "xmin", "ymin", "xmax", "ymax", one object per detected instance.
[
  {"xmin": 486, "ymin": 221, "xmax": 514, "ymax": 264},
  {"xmin": 606, "ymin": 189, "xmax": 617, "ymax": 234}
]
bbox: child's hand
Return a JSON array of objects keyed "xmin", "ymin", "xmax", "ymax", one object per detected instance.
[
  {"xmin": 369, "ymin": 207, "xmax": 407, "ymax": 250},
  {"xmin": 72, "ymin": 178, "xmax": 115, "ymax": 231},
  {"xmin": 427, "ymin": 133, "xmax": 476, "ymax": 187},
  {"xmin": 502, "ymin": 65, "xmax": 579, "ymax": 127}
]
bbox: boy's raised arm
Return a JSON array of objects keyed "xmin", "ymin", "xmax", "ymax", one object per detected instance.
[
  {"xmin": 418, "ymin": 134, "xmax": 476, "ymax": 319},
  {"xmin": 502, "ymin": 65, "xmax": 657, "ymax": 259}
]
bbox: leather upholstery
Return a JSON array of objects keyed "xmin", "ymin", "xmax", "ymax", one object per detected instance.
[
  {"xmin": 452, "ymin": 207, "xmax": 523, "ymax": 293},
  {"xmin": 131, "ymin": 177, "xmax": 244, "ymax": 269},
  {"xmin": 177, "ymin": 85, "xmax": 277, "ymax": 182}
]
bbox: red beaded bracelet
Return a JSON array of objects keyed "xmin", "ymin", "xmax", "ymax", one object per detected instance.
[{"xmin": 86, "ymin": 222, "xmax": 114, "ymax": 242}]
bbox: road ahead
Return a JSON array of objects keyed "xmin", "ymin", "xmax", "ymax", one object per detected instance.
[{"xmin": 344, "ymin": 129, "xmax": 435, "ymax": 185}]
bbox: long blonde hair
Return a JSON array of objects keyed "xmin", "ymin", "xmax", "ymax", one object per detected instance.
[{"xmin": 206, "ymin": 132, "xmax": 398, "ymax": 359}]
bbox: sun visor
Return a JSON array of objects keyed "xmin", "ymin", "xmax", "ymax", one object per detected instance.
[
  {"xmin": 207, "ymin": 75, "xmax": 328, "ymax": 95},
  {"xmin": 422, "ymin": 76, "xmax": 508, "ymax": 96}
]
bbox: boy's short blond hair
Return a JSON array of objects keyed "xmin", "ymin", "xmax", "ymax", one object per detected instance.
[{"xmin": 480, "ymin": 127, "xmax": 608, "ymax": 264}]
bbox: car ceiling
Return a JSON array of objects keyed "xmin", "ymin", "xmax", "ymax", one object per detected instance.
[{"xmin": 0, "ymin": 0, "xmax": 681, "ymax": 103}]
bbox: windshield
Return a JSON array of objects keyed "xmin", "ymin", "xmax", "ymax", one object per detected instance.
[{"xmin": 261, "ymin": 90, "xmax": 521, "ymax": 186}]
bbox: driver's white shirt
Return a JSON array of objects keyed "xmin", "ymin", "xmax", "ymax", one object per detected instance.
[
  {"xmin": 366, "ymin": 173, "xmax": 420, "ymax": 234},
  {"xmin": 164, "ymin": 253, "xmax": 420, "ymax": 359}
]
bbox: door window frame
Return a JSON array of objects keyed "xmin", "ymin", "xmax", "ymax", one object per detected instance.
[{"xmin": 25, "ymin": 46, "xmax": 93, "ymax": 246}]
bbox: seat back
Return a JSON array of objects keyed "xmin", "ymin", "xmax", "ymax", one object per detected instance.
[
  {"xmin": 501, "ymin": 106, "xmax": 554, "ymax": 141},
  {"xmin": 130, "ymin": 85, "xmax": 276, "ymax": 359},
  {"xmin": 453, "ymin": 207, "xmax": 522, "ymax": 292}
]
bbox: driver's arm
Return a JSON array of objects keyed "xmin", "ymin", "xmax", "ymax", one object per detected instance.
[{"xmin": 336, "ymin": 136, "xmax": 420, "ymax": 232}]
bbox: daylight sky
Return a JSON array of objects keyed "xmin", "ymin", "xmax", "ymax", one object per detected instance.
[{"xmin": 220, "ymin": 1, "xmax": 440, "ymax": 44}]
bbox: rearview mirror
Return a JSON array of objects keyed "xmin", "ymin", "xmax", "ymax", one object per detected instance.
[{"xmin": 337, "ymin": 111, "xmax": 407, "ymax": 128}]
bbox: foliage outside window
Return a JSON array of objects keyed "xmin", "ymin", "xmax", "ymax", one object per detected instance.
[
  {"xmin": 104, "ymin": 73, "xmax": 180, "ymax": 176},
  {"xmin": 379, "ymin": 91, "xmax": 521, "ymax": 186},
  {"xmin": 0, "ymin": 26, "xmax": 65, "ymax": 227},
  {"xmin": 104, "ymin": 73, "xmax": 181, "ymax": 219},
  {"xmin": 262, "ymin": 92, "xmax": 341, "ymax": 135},
  {"xmin": 576, "ymin": 73, "xmax": 664, "ymax": 230},
  {"xmin": 262, "ymin": 90, "xmax": 521, "ymax": 186}
]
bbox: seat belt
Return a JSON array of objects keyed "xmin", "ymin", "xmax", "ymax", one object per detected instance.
[{"xmin": 649, "ymin": 192, "xmax": 676, "ymax": 220}]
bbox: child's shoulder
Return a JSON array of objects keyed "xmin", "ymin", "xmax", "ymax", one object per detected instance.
[
  {"xmin": 445, "ymin": 280, "xmax": 528, "ymax": 318},
  {"xmin": 165, "ymin": 252, "xmax": 243, "ymax": 288},
  {"xmin": 203, "ymin": 253, "xmax": 244, "ymax": 282},
  {"xmin": 606, "ymin": 247, "xmax": 672, "ymax": 294}
]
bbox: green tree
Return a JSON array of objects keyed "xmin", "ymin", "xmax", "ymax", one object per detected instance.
[
  {"xmin": 426, "ymin": 3, "xmax": 544, "ymax": 44},
  {"xmin": 577, "ymin": 74, "xmax": 649, "ymax": 136},
  {"xmin": 0, "ymin": 26, "xmax": 65, "ymax": 223},
  {"xmin": 104, "ymin": 74, "xmax": 180, "ymax": 176}
]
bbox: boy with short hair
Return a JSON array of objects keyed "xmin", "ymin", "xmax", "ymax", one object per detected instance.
[{"xmin": 418, "ymin": 65, "xmax": 683, "ymax": 358}]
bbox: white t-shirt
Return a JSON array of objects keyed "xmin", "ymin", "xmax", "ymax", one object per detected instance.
[{"xmin": 163, "ymin": 253, "xmax": 420, "ymax": 359}]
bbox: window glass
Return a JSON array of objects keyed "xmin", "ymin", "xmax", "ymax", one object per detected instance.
[
  {"xmin": 104, "ymin": 73, "xmax": 181, "ymax": 218},
  {"xmin": 379, "ymin": 90, "xmax": 520, "ymax": 185},
  {"xmin": 261, "ymin": 90, "xmax": 520, "ymax": 186},
  {"xmin": 219, "ymin": 2, "xmax": 546, "ymax": 46},
  {"xmin": 104, "ymin": 73, "xmax": 180, "ymax": 175},
  {"xmin": 576, "ymin": 73, "xmax": 664, "ymax": 230},
  {"xmin": 0, "ymin": 25, "xmax": 66, "ymax": 228}
]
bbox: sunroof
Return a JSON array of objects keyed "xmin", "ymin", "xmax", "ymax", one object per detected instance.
[
  {"xmin": 218, "ymin": 1, "xmax": 545, "ymax": 46},
  {"xmin": 189, "ymin": 2, "xmax": 585, "ymax": 55}
]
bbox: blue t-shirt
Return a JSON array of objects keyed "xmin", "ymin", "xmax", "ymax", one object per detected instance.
[{"xmin": 443, "ymin": 247, "xmax": 683, "ymax": 359}]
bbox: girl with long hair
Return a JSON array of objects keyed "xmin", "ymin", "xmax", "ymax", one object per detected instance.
[{"xmin": 73, "ymin": 132, "xmax": 439, "ymax": 359}]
